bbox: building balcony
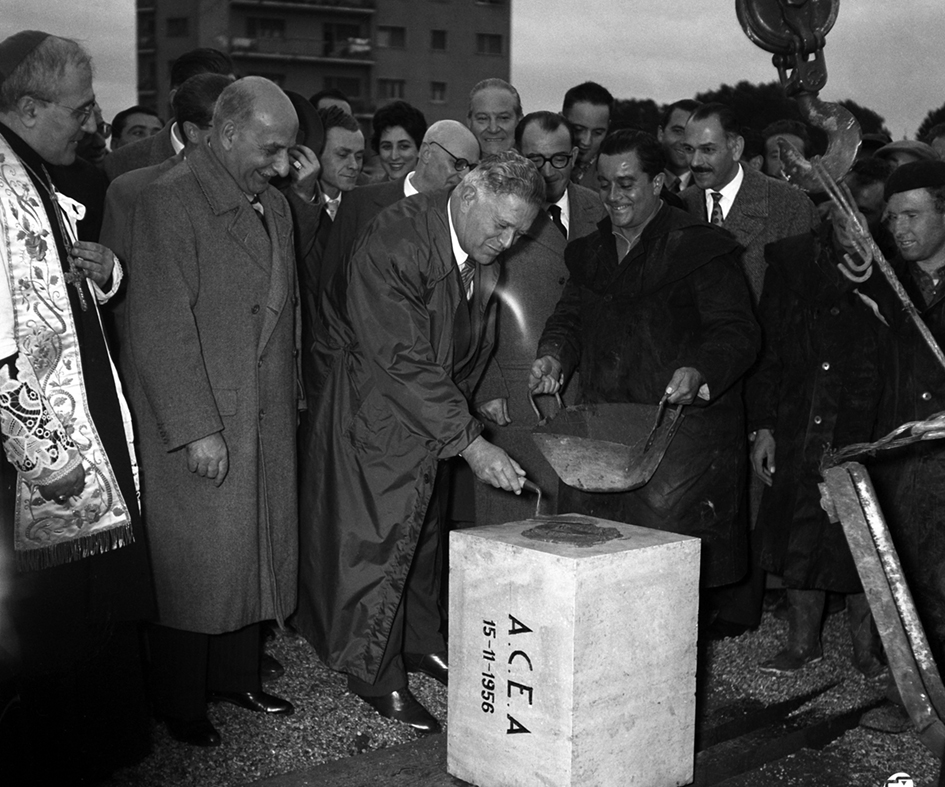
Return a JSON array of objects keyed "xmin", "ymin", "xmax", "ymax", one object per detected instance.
[
  {"xmin": 230, "ymin": 0, "xmax": 375, "ymax": 14},
  {"xmin": 228, "ymin": 36, "xmax": 373, "ymax": 64}
]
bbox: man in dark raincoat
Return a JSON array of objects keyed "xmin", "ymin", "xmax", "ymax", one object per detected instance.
[
  {"xmin": 295, "ymin": 152, "xmax": 544, "ymax": 733},
  {"xmin": 531, "ymin": 129, "xmax": 760, "ymax": 603}
]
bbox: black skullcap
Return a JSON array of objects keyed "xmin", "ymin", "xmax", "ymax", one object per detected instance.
[
  {"xmin": 884, "ymin": 160, "xmax": 945, "ymax": 202},
  {"xmin": 0, "ymin": 30, "xmax": 50, "ymax": 85}
]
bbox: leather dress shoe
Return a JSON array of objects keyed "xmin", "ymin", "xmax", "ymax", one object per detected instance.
[
  {"xmin": 207, "ymin": 689, "xmax": 294, "ymax": 715},
  {"xmin": 163, "ymin": 715, "xmax": 222, "ymax": 747},
  {"xmin": 404, "ymin": 650, "xmax": 448, "ymax": 686},
  {"xmin": 261, "ymin": 652, "xmax": 285, "ymax": 680},
  {"xmin": 358, "ymin": 688, "xmax": 441, "ymax": 734}
]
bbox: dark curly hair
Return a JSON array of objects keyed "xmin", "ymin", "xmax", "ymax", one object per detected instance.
[{"xmin": 370, "ymin": 101, "xmax": 427, "ymax": 153}]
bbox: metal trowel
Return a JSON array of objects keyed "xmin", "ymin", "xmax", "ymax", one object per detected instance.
[{"xmin": 521, "ymin": 478, "xmax": 553, "ymax": 518}]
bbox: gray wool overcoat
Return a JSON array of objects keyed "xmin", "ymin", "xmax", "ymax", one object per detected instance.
[{"xmin": 122, "ymin": 142, "xmax": 300, "ymax": 634}]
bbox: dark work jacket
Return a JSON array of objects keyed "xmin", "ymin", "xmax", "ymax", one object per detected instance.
[
  {"xmin": 746, "ymin": 227, "xmax": 882, "ymax": 591},
  {"xmin": 538, "ymin": 204, "xmax": 760, "ymax": 586},
  {"xmin": 859, "ymin": 253, "xmax": 945, "ymax": 655},
  {"xmin": 294, "ymin": 191, "xmax": 496, "ymax": 682}
]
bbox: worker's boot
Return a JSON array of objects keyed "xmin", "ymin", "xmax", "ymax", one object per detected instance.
[
  {"xmin": 847, "ymin": 592, "xmax": 886, "ymax": 678},
  {"xmin": 759, "ymin": 589, "xmax": 825, "ymax": 675}
]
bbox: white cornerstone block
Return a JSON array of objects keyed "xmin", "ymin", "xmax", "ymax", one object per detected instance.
[{"xmin": 447, "ymin": 515, "xmax": 700, "ymax": 787}]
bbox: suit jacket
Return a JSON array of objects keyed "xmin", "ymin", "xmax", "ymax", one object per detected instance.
[
  {"xmin": 122, "ymin": 142, "xmax": 299, "ymax": 632},
  {"xmin": 314, "ymin": 178, "xmax": 406, "ymax": 299},
  {"xmin": 680, "ymin": 164, "xmax": 818, "ymax": 304},
  {"xmin": 104, "ymin": 121, "xmax": 177, "ymax": 182},
  {"xmin": 473, "ymin": 183, "xmax": 605, "ymax": 524}
]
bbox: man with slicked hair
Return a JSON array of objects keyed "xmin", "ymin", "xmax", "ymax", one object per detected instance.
[
  {"xmin": 467, "ymin": 77, "xmax": 523, "ymax": 156},
  {"xmin": 562, "ymin": 80, "xmax": 613, "ymax": 189},
  {"xmin": 295, "ymin": 152, "xmax": 544, "ymax": 734},
  {"xmin": 658, "ymin": 98, "xmax": 700, "ymax": 192},
  {"xmin": 124, "ymin": 76, "xmax": 300, "ymax": 746}
]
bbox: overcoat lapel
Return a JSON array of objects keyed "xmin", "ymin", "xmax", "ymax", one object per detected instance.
[{"xmin": 256, "ymin": 188, "xmax": 291, "ymax": 355}]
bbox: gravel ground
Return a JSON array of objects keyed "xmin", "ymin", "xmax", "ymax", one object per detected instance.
[{"xmin": 102, "ymin": 606, "xmax": 941, "ymax": 787}]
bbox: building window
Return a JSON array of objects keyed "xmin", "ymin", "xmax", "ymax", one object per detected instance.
[
  {"xmin": 430, "ymin": 30, "xmax": 447, "ymax": 50},
  {"xmin": 166, "ymin": 17, "xmax": 189, "ymax": 38},
  {"xmin": 247, "ymin": 17, "xmax": 286, "ymax": 39},
  {"xmin": 378, "ymin": 79, "xmax": 406, "ymax": 100},
  {"xmin": 376, "ymin": 26, "xmax": 406, "ymax": 48},
  {"xmin": 475, "ymin": 33, "xmax": 503, "ymax": 55},
  {"xmin": 325, "ymin": 76, "xmax": 362, "ymax": 99},
  {"xmin": 430, "ymin": 81, "xmax": 446, "ymax": 103}
]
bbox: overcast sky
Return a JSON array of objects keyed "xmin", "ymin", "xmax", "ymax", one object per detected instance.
[{"xmin": 9, "ymin": 0, "xmax": 945, "ymax": 138}]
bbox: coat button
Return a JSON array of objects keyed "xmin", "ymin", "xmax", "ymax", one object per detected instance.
[
  {"xmin": 813, "ymin": 415, "xmax": 823, "ymax": 424},
  {"xmin": 922, "ymin": 392, "xmax": 932, "ymax": 401},
  {"xmin": 252, "ymin": 304, "xmax": 260, "ymax": 314},
  {"xmin": 830, "ymin": 307, "xmax": 840, "ymax": 316},
  {"xmin": 558, "ymin": 277, "xmax": 566, "ymax": 285},
  {"xmin": 259, "ymin": 409, "xmax": 265, "ymax": 419},
  {"xmin": 821, "ymin": 362, "xmax": 830, "ymax": 371},
  {"xmin": 604, "ymin": 294, "xmax": 613, "ymax": 302}
]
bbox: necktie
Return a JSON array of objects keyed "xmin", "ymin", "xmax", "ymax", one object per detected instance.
[
  {"xmin": 459, "ymin": 260, "xmax": 475, "ymax": 300},
  {"xmin": 250, "ymin": 195, "xmax": 269, "ymax": 235},
  {"xmin": 325, "ymin": 195, "xmax": 341, "ymax": 221},
  {"xmin": 670, "ymin": 178, "xmax": 682, "ymax": 194},
  {"xmin": 548, "ymin": 204, "xmax": 567, "ymax": 239},
  {"xmin": 710, "ymin": 191, "xmax": 724, "ymax": 227}
]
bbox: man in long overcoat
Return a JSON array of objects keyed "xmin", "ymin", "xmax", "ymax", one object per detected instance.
[
  {"xmin": 123, "ymin": 77, "xmax": 300, "ymax": 746},
  {"xmin": 294, "ymin": 152, "xmax": 544, "ymax": 733},
  {"xmin": 532, "ymin": 129, "xmax": 759, "ymax": 598}
]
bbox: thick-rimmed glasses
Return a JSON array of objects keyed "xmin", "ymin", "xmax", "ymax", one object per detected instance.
[
  {"xmin": 526, "ymin": 152, "xmax": 573, "ymax": 170},
  {"xmin": 35, "ymin": 96, "xmax": 97, "ymax": 126},
  {"xmin": 430, "ymin": 140, "xmax": 477, "ymax": 172}
]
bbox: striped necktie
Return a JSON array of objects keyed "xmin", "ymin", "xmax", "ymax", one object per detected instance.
[{"xmin": 459, "ymin": 260, "xmax": 475, "ymax": 300}]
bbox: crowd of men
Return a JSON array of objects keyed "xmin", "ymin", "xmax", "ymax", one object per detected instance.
[{"xmin": 3, "ymin": 27, "xmax": 945, "ymax": 780}]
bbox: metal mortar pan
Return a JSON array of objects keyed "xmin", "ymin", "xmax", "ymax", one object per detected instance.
[{"xmin": 530, "ymin": 397, "xmax": 684, "ymax": 493}]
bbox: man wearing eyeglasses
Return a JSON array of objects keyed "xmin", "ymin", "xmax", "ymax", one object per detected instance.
[
  {"xmin": 316, "ymin": 120, "xmax": 480, "ymax": 299},
  {"xmin": 473, "ymin": 110, "xmax": 604, "ymax": 525},
  {"xmin": 0, "ymin": 31, "xmax": 154, "ymax": 782}
]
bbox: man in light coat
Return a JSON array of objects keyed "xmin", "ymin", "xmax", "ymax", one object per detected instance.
[{"xmin": 123, "ymin": 77, "xmax": 301, "ymax": 747}]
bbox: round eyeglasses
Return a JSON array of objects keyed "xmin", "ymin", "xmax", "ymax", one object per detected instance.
[
  {"xmin": 430, "ymin": 140, "xmax": 477, "ymax": 172},
  {"xmin": 526, "ymin": 152, "xmax": 573, "ymax": 170}
]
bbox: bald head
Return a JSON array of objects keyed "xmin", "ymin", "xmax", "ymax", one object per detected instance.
[
  {"xmin": 211, "ymin": 76, "xmax": 298, "ymax": 196},
  {"xmin": 413, "ymin": 120, "xmax": 480, "ymax": 193}
]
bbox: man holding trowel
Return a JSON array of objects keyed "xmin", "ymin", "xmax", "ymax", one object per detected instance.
[{"xmin": 530, "ymin": 128, "xmax": 760, "ymax": 603}]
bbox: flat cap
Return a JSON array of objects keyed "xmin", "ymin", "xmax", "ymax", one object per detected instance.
[
  {"xmin": 875, "ymin": 139, "xmax": 939, "ymax": 164},
  {"xmin": 0, "ymin": 30, "xmax": 50, "ymax": 85},
  {"xmin": 884, "ymin": 160, "xmax": 945, "ymax": 201}
]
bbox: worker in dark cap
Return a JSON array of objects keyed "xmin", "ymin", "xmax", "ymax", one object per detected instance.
[
  {"xmin": 0, "ymin": 30, "xmax": 154, "ymax": 781},
  {"xmin": 843, "ymin": 159, "xmax": 945, "ymax": 732}
]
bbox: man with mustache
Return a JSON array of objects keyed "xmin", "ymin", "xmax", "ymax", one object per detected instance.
[{"xmin": 679, "ymin": 102, "xmax": 818, "ymax": 639}]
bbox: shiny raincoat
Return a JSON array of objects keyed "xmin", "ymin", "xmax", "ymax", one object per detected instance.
[{"xmin": 294, "ymin": 191, "xmax": 496, "ymax": 683}]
